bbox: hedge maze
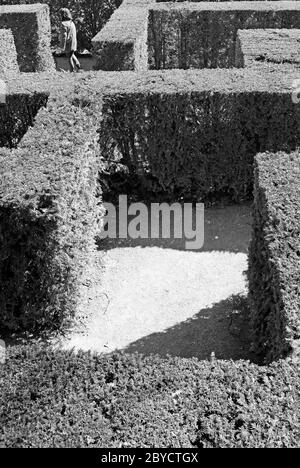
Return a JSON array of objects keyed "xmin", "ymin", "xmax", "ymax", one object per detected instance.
[
  {"xmin": 148, "ymin": 2, "xmax": 300, "ymax": 69},
  {"xmin": 0, "ymin": 1, "xmax": 300, "ymax": 364}
]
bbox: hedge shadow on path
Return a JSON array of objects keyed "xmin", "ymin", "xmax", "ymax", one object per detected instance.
[{"xmin": 123, "ymin": 294, "xmax": 256, "ymax": 362}]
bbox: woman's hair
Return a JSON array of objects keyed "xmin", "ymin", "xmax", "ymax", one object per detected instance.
[{"xmin": 60, "ymin": 8, "xmax": 72, "ymax": 21}]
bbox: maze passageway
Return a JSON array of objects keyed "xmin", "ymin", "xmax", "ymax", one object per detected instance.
[{"xmin": 62, "ymin": 204, "xmax": 255, "ymax": 361}]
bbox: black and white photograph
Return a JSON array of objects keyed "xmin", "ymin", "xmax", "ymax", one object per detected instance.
[{"xmin": 0, "ymin": 0, "xmax": 299, "ymax": 452}]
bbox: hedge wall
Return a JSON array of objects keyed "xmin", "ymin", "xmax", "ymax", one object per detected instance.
[
  {"xmin": 249, "ymin": 151, "xmax": 300, "ymax": 364},
  {"xmin": 0, "ymin": 93, "xmax": 48, "ymax": 148},
  {"xmin": 0, "ymin": 345, "xmax": 299, "ymax": 448},
  {"xmin": 0, "ymin": 4, "xmax": 54, "ymax": 72},
  {"xmin": 0, "ymin": 86, "xmax": 103, "ymax": 333},
  {"xmin": 91, "ymin": 0, "xmax": 300, "ymax": 71},
  {"xmin": 148, "ymin": 2, "xmax": 300, "ymax": 69},
  {"xmin": 0, "ymin": 29, "xmax": 18, "ymax": 76},
  {"xmin": 235, "ymin": 28, "xmax": 300, "ymax": 68},
  {"xmin": 3, "ymin": 0, "xmax": 122, "ymax": 51},
  {"xmin": 99, "ymin": 85, "xmax": 300, "ymax": 201},
  {"xmin": 92, "ymin": 0, "xmax": 153, "ymax": 71}
]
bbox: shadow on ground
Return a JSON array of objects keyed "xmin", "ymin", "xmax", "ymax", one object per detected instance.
[
  {"xmin": 54, "ymin": 54, "xmax": 96, "ymax": 72},
  {"xmin": 122, "ymin": 294, "xmax": 256, "ymax": 362},
  {"xmin": 98, "ymin": 204, "xmax": 254, "ymax": 361},
  {"xmin": 97, "ymin": 203, "xmax": 252, "ymax": 254}
]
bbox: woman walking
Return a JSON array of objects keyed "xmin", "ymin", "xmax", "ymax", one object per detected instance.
[{"xmin": 59, "ymin": 8, "xmax": 81, "ymax": 72}]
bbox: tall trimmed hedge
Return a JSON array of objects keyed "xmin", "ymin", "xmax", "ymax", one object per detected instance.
[
  {"xmin": 249, "ymin": 151, "xmax": 300, "ymax": 363},
  {"xmin": 148, "ymin": 3, "xmax": 300, "ymax": 69},
  {"xmin": 92, "ymin": 0, "xmax": 151, "ymax": 71},
  {"xmin": 0, "ymin": 29, "xmax": 19, "ymax": 76},
  {"xmin": 99, "ymin": 89, "xmax": 300, "ymax": 201},
  {"xmin": 0, "ymin": 88, "xmax": 103, "ymax": 333},
  {"xmin": 0, "ymin": 4, "xmax": 54, "ymax": 72}
]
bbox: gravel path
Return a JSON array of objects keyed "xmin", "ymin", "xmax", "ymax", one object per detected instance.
[{"xmin": 61, "ymin": 205, "xmax": 253, "ymax": 360}]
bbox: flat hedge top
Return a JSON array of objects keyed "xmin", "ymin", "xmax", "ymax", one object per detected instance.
[
  {"xmin": 0, "ymin": 345, "xmax": 299, "ymax": 448},
  {"xmin": 0, "ymin": 86, "xmax": 98, "ymax": 215},
  {"xmin": 6, "ymin": 71, "xmax": 76, "ymax": 96},
  {"xmin": 92, "ymin": 0, "xmax": 150, "ymax": 44},
  {"xmin": 0, "ymin": 29, "xmax": 18, "ymax": 75},
  {"xmin": 0, "ymin": 3, "xmax": 48, "ymax": 14},
  {"xmin": 4, "ymin": 52, "xmax": 299, "ymax": 98},
  {"xmin": 67, "ymin": 66, "xmax": 299, "ymax": 98},
  {"xmin": 0, "ymin": 29, "xmax": 14, "ymax": 39},
  {"xmin": 238, "ymin": 29, "xmax": 300, "ymax": 65},
  {"xmin": 151, "ymin": 1, "xmax": 300, "ymax": 12}
]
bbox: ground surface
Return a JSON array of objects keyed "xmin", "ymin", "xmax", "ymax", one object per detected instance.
[
  {"xmin": 61, "ymin": 204, "xmax": 254, "ymax": 361},
  {"xmin": 54, "ymin": 55, "xmax": 96, "ymax": 72}
]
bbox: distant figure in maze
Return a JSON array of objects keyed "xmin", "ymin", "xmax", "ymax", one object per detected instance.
[{"xmin": 59, "ymin": 7, "xmax": 81, "ymax": 72}]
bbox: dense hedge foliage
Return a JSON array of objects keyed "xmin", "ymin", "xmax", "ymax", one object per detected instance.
[
  {"xmin": 92, "ymin": 0, "xmax": 149, "ymax": 71},
  {"xmin": 0, "ymin": 345, "xmax": 299, "ymax": 448},
  {"xmin": 93, "ymin": 0, "xmax": 300, "ymax": 72},
  {"xmin": 0, "ymin": 88, "xmax": 103, "ymax": 333},
  {"xmin": 0, "ymin": 93, "xmax": 48, "ymax": 148},
  {"xmin": 0, "ymin": 29, "xmax": 19, "ymax": 76},
  {"xmin": 3, "ymin": 0, "xmax": 122, "ymax": 51},
  {"xmin": 249, "ymin": 151, "xmax": 300, "ymax": 363},
  {"xmin": 0, "ymin": 4, "xmax": 54, "ymax": 72},
  {"xmin": 100, "ymin": 89, "xmax": 300, "ymax": 202},
  {"xmin": 148, "ymin": 3, "xmax": 300, "ymax": 69},
  {"xmin": 235, "ymin": 28, "xmax": 300, "ymax": 68}
]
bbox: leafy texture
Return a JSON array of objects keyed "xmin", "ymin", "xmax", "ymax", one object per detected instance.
[
  {"xmin": 0, "ymin": 4, "xmax": 54, "ymax": 72},
  {"xmin": 249, "ymin": 151, "xmax": 300, "ymax": 363},
  {"xmin": 3, "ymin": 0, "xmax": 122, "ymax": 51},
  {"xmin": 0, "ymin": 29, "xmax": 19, "ymax": 76},
  {"xmin": 0, "ymin": 88, "xmax": 104, "ymax": 332},
  {"xmin": 100, "ymin": 90, "xmax": 300, "ymax": 202},
  {"xmin": 235, "ymin": 28, "xmax": 300, "ymax": 68},
  {"xmin": 150, "ymin": 2, "xmax": 300, "ymax": 69},
  {"xmin": 0, "ymin": 346, "xmax": 299, "ymax": 448},
  {"xmin": 92, "ymin": 0, "xmax": 150, "ymax": 71}
]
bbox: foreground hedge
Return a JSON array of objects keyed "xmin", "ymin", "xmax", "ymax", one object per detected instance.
[
  {"xmin": 249, "ymin": 151, "xmax": 300, "ymax": 363},
  {"xmin": 0, "ymin": 89, "xmax": 103, "ymax": 332},
  {"xmin": 0, "ymin": 345, "xmax": 299, "ymax": 448}
]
